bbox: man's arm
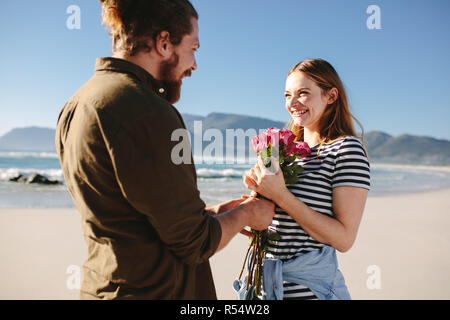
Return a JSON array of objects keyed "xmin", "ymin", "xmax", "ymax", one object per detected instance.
[
  {"xmin": 109, "ymin": 111, "xmax": 223, "ymax": 265},
  {"xmin": 213, "ymin": 196, "xmax": 275, "ymax": 252},
  {"xmin": 206, "ymin": 198, "xmax": 246, "ymax": 215},
  {"xmin": 109, "ymin": 109, "xmax": 275, "ymax": 262}
]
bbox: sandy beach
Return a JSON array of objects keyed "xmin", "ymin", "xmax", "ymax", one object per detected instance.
[{"xmin": 1, "ymin": 188, "xmax": 449, "ymax": 300}]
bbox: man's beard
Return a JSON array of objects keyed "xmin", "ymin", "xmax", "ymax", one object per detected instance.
[{"xmin": 159, "ymin": 52, "xmax": 192, "ymax": 104}]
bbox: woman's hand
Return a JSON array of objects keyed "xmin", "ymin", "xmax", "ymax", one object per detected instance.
[{"xmin": 242, "ymin": 156, "xmax": 288, "ymax": 204}]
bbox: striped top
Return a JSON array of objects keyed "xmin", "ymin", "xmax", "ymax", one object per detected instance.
[{"xmin": 265, "ymin": 136, "xmax": 371, "ymax": 300}]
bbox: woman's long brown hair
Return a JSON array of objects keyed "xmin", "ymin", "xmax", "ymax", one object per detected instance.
[{"xmin": 286, "ymin": 59, "xmax": 366, "ymax": 155}]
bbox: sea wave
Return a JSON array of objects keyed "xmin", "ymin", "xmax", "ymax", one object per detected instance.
[
  {"xmin": 193, "ymin": 155, "xmax": 257, "ymax": 166},
  {"xmin": 196, "ymin": 168, "xmax": 246, "ymax": 179},
  {"xmin": 371, "ymin": 163, "xmax": 450, "ymax": 173},
  {"xmin": 0, "ymin": 168, "xmax": 64, "ymax": 181},
  {"xmin": 0, "ymin": 166, "xmax": 247, "ymax": 181},
  {"xmin": 0, "ymin": 151, "xmax": 58, "ymax": 159}
]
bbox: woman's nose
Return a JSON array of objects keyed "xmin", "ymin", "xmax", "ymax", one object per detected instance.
[{"xmin": 287, "ymin": 97, "xmax": 300, "ymax": 109}]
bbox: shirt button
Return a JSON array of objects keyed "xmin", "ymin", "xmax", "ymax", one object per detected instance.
[{"xmin": 158, "ymin": 88, "xmax": 165, "ymax": 93}]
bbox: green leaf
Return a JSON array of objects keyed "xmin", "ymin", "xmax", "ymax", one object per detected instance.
[
  {"xmin": 267, "ymin": 231, "xmax": 281, "ymax": 242},
  {"xmin": 284, "ymin": 175, "xmax": 299, "ymax": 185},
  {"xmin": 261, "ymin": 148, "xmax": 270, "ymax": 160},
  {"xmin": 293, "ymin": 165, "xmax": 304, "ymax": 174},
  {"xmin": 284, "ymin": 156, "xmax": 296, "ymax": 163}
]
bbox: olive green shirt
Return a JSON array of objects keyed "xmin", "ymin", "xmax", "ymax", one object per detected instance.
[{"xmin": 56, "ymin": 57, "xmax": 222, "ymax": 299}]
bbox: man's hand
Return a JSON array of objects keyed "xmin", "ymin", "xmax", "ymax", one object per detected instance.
[
  {"xmin": 239, "ymin": 192, "xmax": 258, "ymax": 237},
  {"xmin": 214, "ymin": 193, "xmax": 275, "ymax": 252},
  {"xmin": 241, "ymin": 195, "xmax": 275, "ymax": 231},
  {"xmin": 215, "ymin": 198, "xmax": 246, "ymax": 214}
]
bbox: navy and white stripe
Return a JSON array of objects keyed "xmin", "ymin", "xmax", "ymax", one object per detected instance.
[{"xmin": 265, "ymin": 136, "xmax": 370, "ymax": 300}]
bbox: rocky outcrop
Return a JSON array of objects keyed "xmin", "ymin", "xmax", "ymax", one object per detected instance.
[{"xmin": 8, "ymin": 173, "xmax": 60, "ymax": 185}]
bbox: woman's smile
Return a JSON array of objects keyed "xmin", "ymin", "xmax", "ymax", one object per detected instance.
[
  {"xmin": 291, "ymin": 109, "xmax": 308, "ymax": 117},
  {"xmin": 289, "ymin": 107, "xmax": 309, "ymax": 126}
]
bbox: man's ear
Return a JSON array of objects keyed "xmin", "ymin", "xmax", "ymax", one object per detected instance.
[
  {"xmin": 327, "ymin": 87, "xmax": 339, "ymax": 105},
  {"xmin": 154, "ymin": 30, "xmax": 173, "ymax": 58}
]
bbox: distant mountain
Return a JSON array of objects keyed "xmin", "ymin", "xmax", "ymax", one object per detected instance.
[
  {"xmin": 364, "ymin": 131, "xmax": 450, "ymax": 165},
  {"xmin": 181, "ymin": 113, "xmax": 206, "ymax": 132},
  {"xmin": 182, "ymin": 112, "xmax": 288, "ymax": 134},
  {"xmin": 364, "ymin": 131, "xmax": 392, "ymax": 152},
  {"xmin": 181, "ymin": 114, "xmax": 450, "ymax": 165},
  {"xmin": 1, "ymin": 116, "xmax": 449, "ymax": 166},
  {"xmin": 0, "ymin": 127, "xmax": 56, "ymax": 151}
]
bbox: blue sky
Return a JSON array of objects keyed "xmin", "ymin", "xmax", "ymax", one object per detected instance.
[{"xmin": 0, "ymin": 0, "xmax": 449, "ymax": 140}]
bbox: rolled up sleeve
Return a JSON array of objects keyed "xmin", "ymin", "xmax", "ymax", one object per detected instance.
[{"xmin": 107, "ymin": 110, "xmax": 222, "ymax": 265}]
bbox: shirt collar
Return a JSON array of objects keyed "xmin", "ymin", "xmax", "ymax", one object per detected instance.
[{"xmin": 94, "ymin": 57, "xmax": 168, "ymax": 100}]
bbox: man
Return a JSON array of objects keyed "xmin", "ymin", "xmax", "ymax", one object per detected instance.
[{"xmin": 56, "ymin": 0, "xmax": 274, "ymax": 299}]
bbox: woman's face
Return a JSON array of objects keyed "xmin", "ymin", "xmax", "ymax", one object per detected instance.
[{"xmin": 285, "ymin": 71, "xmax": 331, "ymax": 132}]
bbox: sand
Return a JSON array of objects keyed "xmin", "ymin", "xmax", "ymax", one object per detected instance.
[{"xmin": 1, "ymin": 188, "xmax": 449, "ymax": 300}]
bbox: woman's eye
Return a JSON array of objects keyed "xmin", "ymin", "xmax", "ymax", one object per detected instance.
[{"xmin": 299, "ymin": 91, "xmax": 308, "ymax": 95}]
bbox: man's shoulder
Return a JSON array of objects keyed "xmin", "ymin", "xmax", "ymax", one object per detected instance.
[
  {"xmin": 70, "ymin": 72, "xmax": 175, "ymax": 127},
  {"xmin": 58, "ymin": 71, "xmax": 182, "ymax": 150},
  {"xmin": 84, "ymin": 72, "xmax": 166, "ymax": 112}
]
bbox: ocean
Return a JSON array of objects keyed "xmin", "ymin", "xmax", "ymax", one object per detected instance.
[{"xmin": 1, "ymin": 150, "xmax": 450, "ymax": 209}]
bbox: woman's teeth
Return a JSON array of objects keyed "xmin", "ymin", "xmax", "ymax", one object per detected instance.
[{"xmin": 293, "ymin": 110, "xmax": 308, "ymax": 116}]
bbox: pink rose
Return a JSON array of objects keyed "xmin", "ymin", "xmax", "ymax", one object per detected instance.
[
  {"xmin": 266, "ymin": 128, "xmax": 280, "ymax": 147},
  {"xmin": 286, "ymin": 141, "xmax": 311, "ymax": 158},
  {"xmin": 280, "ymin": 129, "xmax": 296, "ymax": 146},
  {"xmin": 260, "ymin": 132, "xmax": 271, "ymax": 149},
  {"xmin": 266, "ymin": 128, "xmax": 280, "ymax": 137},
  {"xmin": 251, "ymin": 132, "xmax": 271, "ymax": 153},
  {"xmin": 251, "ymin": 134, "xmax": 262, "ymax": 153}
]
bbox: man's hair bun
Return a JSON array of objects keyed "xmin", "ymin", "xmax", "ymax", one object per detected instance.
[{"xmin": 98, "ymin": 0, "xmax": 198, "ymax": 56}]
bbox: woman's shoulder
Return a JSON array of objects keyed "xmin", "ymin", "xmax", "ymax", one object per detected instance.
[
  {"xmin": 334, "ymin": 135, "xmax": 363, "ymax": 144},
  {"xmin": 331, "ymin": 135, "xmax": 366, "ymax": 150},
  {"xmin": 330, "ymin": 137, "xmax": 371, "ymax": 188},
  {"xmin": 332, "ymin": 135, "xmax": 369, "ymax": 161}
]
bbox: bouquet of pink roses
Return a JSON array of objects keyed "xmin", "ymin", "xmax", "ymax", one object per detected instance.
[
  {"xmin": 250, "ymin": 127, "xmax": 311, "ymax": 184},
  {"xmin": 237, "ymin": 128, "xmax": 310, "ymax": 299}
]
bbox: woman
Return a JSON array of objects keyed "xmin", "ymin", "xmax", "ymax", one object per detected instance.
[{"xmin": 243, "ymin": 59, "xmax": 370, "ymax": 300}]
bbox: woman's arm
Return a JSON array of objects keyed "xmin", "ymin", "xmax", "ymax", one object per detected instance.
[{"xmin": 244, "ymin": 156, "xmax": 368, "ymax": 252}]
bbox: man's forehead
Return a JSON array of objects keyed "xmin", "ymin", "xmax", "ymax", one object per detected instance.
[
  {"xmin": 184, "ymin": 19, "xmax": 199, "ymax": 46},
  {"xmin": 191, "ymin": 18, "xmax": 199, "ymax": 45},
  {"xmin": 183, "ymin": 33, "xmax": 199, "ymax": 46}
]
